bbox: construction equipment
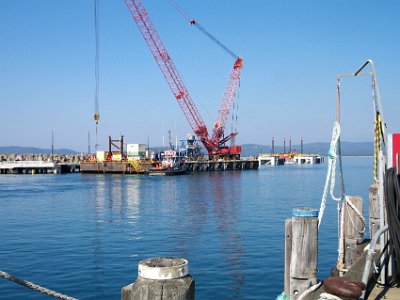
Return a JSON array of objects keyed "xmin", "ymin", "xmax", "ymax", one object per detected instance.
[{"xmin": 123, "ymin": 0, "xmax": 243, "ymax": 159}]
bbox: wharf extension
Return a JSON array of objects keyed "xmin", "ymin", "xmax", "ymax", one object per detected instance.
[
  {"xmin": 185, "ymin": 158, "xmax": 258, "ymax": 172},
  {"xmin": 0, "ymin": 161, "xmax": 79, "ymax": 174}
]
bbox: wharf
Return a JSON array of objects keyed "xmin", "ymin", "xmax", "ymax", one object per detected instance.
[
  {"xmin": 0, "ymin": 161, "xmax": 79, "ymax": 174},
  {"xmin": 185, "ymin": 158, "xmax": 259, "ymax": 172},
  {"xmin": 258, "ymin": 153, "xmax": 323, "ymax": 166}
]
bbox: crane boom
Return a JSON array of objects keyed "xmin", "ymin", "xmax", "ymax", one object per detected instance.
[
  {"xmin": 212, "ymin": 57, "xmax": 243, "ymax": 144},
  {"xmin": 124, "ymin": 0, "xmax": 243, "ymax": 158},
  {"xmin": 124, "ymin": 0, "xmax": 209, "ymax": 144}
]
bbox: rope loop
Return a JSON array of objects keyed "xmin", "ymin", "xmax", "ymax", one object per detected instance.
[{"xmin": 318, "ymin": 121, "xmax": 344, "ymax": 228}]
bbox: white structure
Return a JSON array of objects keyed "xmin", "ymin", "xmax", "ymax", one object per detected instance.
[
  {"xmin": 258, "ymin": 155, "xmax": 284, "ymax": 166},
  {"xmin": 292, "ymin": 155, "xmax": 322, "ymax": 164},
  {"xmin": 0, "ymin": 161, "xmax": 61, "ymax": 174}
]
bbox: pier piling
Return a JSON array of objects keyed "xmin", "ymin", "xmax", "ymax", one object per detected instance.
[
  {"xmin": 284, "ymin": 218, "xmax": 292, "ymax": 296},
  {"xmin": 121, "ymin": 257, "xmax": 194, "ymax": 300},
  {"xmin": 368, "ymin": 183, "xmax": 380, "ymax": 239},
  {"xmin": 343, "ymin": 196, "xmax": 364, "ymax": 269},
  {"xmin": 289, "ymin": 208, "xmax": 318, "ymax": 300}
]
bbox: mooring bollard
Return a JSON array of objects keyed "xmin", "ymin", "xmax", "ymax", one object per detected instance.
[
  {"xmin": 289, "ymin": 207, "xmax": 318, "ymax": 300},
  {"xmin": 121, "ymin": 257, "xmax": 195, "ymax": 300}
]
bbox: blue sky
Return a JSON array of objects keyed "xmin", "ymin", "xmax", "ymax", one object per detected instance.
[{"xmin": 1, "ymin": 1, "xmax": 399, "ymax": 152}]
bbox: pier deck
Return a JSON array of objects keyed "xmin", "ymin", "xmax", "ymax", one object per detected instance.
[{"xmin": 305, "ymin": 242, "xmax": 400, "ymax": 300}]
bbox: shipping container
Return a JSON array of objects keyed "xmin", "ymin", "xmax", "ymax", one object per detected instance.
[
  {"xmin": 96, "ymin": 151, "xmax": 109, "ymax": 162},
  {"xmin": 127, "ymin": 144, "xmax": 146, "ymax": 156}
]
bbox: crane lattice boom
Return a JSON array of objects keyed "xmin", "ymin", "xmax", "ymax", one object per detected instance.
[
  {"xmin": 124, "ymin": 0, "xmax": 208, "ymax": 139},
  {"xmin": 212, "ymin": 58, "xmax": 243, "ymax": 144},
  {"xmin": 124, "ymin": 0, "xmax": 243, "ymax": 157}
]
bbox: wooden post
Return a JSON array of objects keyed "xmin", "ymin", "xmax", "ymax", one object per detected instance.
[
  {"xmin": 290, "ymin": 208, "xmax": 318, "ymax": 300},
  {"xmin": 369, "ymin": 183, "xmax": 380, "ymax": 239},
  {"xmin": 121, "ymin": 257, "xmax": 195, "ymax": 300},
  {"xmin": 284, "ymin": 218, "xmax": 292, "ymax": 296},
  {"xmin": 343, "ymin": 196, "xmax": 364, "ymax": 269}
]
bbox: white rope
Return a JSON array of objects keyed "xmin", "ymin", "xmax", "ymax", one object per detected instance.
[
  {"xmin": 318, "ymin": 121, "xmax": 343, "ymax": 228},
  {"xmin": 345, "ymin": 196, "xmax": 366, "ymax": 234},
  {"xmin": 0, "ymin": 270, "xmax": 77, "ymax": 300},
  {"xmin": 298, "ymin": 281, "xmax": 322, "ymax": 300},
  {"xmin": 319, "ymin": 292, "xmax": 343, "ymax": 300}
]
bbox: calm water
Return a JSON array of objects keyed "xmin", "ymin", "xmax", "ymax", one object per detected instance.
[{"xmin": 0, "ymin": 157, "xmax": 373, "ymax": 299}]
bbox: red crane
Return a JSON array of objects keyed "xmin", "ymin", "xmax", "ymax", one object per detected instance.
[{"xmin": 124, "ymin": 0, "xmax": 243, "ymax": 158}]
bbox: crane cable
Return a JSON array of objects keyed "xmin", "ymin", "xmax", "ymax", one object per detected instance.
[
  {"xmin": 93, "ymin": 0, "xmax": 100, "ymax": 150},
  {"xmin": 166, "ymin": 0, "xmax": 239, "ymax": 60}
]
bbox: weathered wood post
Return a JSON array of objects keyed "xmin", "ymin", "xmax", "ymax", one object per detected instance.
[
  {"xmin": 369, "ymin": 182, "xmax": 380, "ymax": 239},
  {"xmin": 290, "ymin": 208, "xmax": 318, "ymax": 300},
  {"xmin": 284, "ymin": 218, "xmax": 292, "ymax": 297},
  {"xmin": 121, "ymin": 257, "xmax": 195, "ymax": 300},
  {"xmin": 343, "ymin": 196, "xmax": 364, "ymax": 269}
]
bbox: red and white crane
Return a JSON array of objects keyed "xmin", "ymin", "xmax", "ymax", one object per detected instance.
[{"xmin": 124, "ymin": 0, "xmax": 243, "ymax": 158}]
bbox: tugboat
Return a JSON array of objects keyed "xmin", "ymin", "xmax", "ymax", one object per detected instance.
[{"xmin": 148, "ymin": 149, "xmax": 187, "ymax": 176}]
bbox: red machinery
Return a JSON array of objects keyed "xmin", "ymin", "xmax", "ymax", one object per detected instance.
[{"xmin": 124, "ymin": 0, "xmax": 243, "ymax": 158}]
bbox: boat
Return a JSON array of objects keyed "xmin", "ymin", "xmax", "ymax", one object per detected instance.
[{"xmin": 148, "ymin": 149, "xmax": 187, "ymax": 176}]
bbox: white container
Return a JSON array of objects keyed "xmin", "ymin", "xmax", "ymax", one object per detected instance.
[
  {"xmin": 127, "ymin": 144, "xmax": 146, "ymax": 156},
  {"xmin": 96, "ymin": 151, "xmax": 108, "ymax": 162}
]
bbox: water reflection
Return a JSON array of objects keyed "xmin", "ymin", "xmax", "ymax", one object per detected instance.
[
  {"xmin": 186, "ymin": 172, "xmax": 246, "ymax": 298},
  {"xmin": 90, "ymin": 173, "xmax": 246, "ymax": 298}
]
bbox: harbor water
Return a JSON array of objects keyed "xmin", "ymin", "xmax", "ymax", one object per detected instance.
[{"xmin": 0, "ymin": 156, "xmax": 373, "ymax": 299}]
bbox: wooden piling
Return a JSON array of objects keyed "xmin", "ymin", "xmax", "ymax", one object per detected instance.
[
  {"xmin": 369, "ymin": 183, "xmax": 380, "ymax": 239},
  {"xmin": 289, "ymin": 208, "xmax": 318, "ymax": 300},
  {"xmin": 284, "ymin": 218, "xmax": 292, "ymax": 296},
  {"xmin": 343, "ymin": 196, "xmax": 364, "ymax": 269},
  {"xmin": 121, "ymin": 257, "xmax": 194, "ymax": 300}
]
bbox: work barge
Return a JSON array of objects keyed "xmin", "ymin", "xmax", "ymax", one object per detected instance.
[
  {"xmin": 80, "ymin": 158, "xmax": 259, "ymax": 174},
  {"xmin": 80, "ymin": 135, "xmax": 258, "ymax": 174}
]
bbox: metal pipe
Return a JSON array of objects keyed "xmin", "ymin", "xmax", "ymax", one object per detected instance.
[
  {"xmin": 361, "ymin": 225, "xmax": 389, "ymax": 299},
  {"xmin": 353, "ymin": 59, "xmax": 387, "ymax": 148},
  {"xmin": 378, "ymin": 151, "xmax": 386, "ymax": 285},
  {"xmin": 272, "ymin": 137, "xmax": 275, "ymax": 154}
]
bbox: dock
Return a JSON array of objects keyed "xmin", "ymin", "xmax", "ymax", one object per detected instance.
[
  {"xmin": 0, "ymin": 161, "xmax": 79, "ymax": 174},
  {"xmin": 258, "ymin": 153, "xmax": 323, "ymax": 166},
  {"xmin": 184, "ymin": 158, "xmax": 258, "ymax": 172}
]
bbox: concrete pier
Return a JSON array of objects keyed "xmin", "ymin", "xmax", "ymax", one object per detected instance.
[
  {"xmin": 184, "ymin": 158, "xmax": 259, "ymax": 172},
  {"xmin": 0, "ymin": 161, "xmax": 79, "ymax": 174}
]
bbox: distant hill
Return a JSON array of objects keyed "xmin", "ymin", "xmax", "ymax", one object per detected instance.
[
  {"xmin": 241, "ymin": 141, "xmax": 373, "ymax": 157},
  {"xmin": 0, "ymin": 146, "xmax": 78, "ymax": 155},
  {"xmin": 0, "ymin": 141, "xmax": 374, "ymax": 157}
]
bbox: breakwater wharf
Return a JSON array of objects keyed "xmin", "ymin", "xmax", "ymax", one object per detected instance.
[{"xmin": 0, "ymin": 154, "xmax": 81, "ymax": 174}]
